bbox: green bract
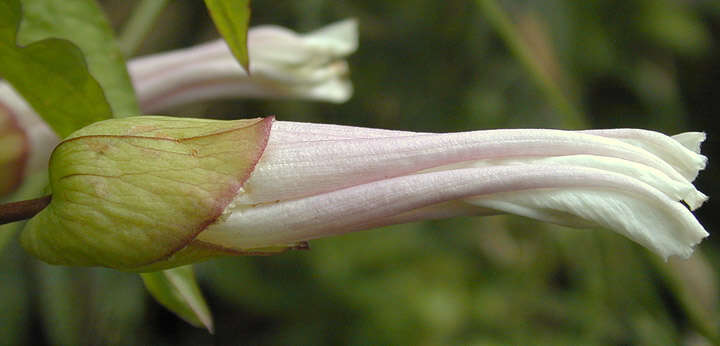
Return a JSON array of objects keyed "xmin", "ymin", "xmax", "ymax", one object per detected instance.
[{"xmin": 21, "ymin": 116, "xmax": 281, "ymax": 271}]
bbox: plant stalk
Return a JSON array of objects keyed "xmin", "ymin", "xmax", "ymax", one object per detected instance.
[
  {"xmin": 118, "ymin": 0, "xmax": 172, "ymax": 57},
  {"xmin": 476, "ymin": 0, "xmax": 585, "ymax": 128},
  {"xmin": 0, "ymin": 195, "xmax": 51, "ymax": 225}
]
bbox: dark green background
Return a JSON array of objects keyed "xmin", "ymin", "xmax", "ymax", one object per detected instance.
[{"xmin": 2, "ymin": 0, "xmax": 719, "ymax": 344}]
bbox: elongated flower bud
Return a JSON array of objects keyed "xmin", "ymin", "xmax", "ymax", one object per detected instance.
[
  {"xmin": 21, "ymin": 116, "xmax": 708, "ymax": 271},
  {"xmin": 131, "ymin": 19, "xmax": 357, "ymax": 112}
]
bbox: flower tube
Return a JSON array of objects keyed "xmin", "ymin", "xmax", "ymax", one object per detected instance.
[
  {"xmin": 0, "ymin": 19, "xmax": 358, "ymax": 196},
  {"xmin": 20, "ymin": 116, "xmax": 708, "ymax": 271}
]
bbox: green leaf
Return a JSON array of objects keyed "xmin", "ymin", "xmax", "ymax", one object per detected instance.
[
  {"xmin": 0, "ymin": 0, "xmax": 112, "ymax": 137},
  {"xmin": 17, "ymin": 0, "xmax": 140, "ymax": 117},
  {"xmin": 141, "ymin": 266, "xmax": 214, "ymax": 332},
  {"xmin": 204, "ymin": 0, "xmax": 251, "ymax": 72}
]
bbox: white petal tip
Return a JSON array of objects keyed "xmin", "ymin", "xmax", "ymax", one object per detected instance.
[
  {"xmin": 672, "ymin": 132, "xmax": 706, "ymax": 154},
  {"xmin": 662, "ymin": 231, "xmax": 709, "ymax": 261},
  {"xmin": 308, "ymin": 18, "xmax": 359, "ymax": 55},
  {"xmin": 303, "ymin": 78, "xmax": 353, "ymax": 103},
  {"xmin": 684, "ymin": 191, "xmax": 709, "ymax": 211}
]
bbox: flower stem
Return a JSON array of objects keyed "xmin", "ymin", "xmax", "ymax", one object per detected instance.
[
  {"xmin": 0, "ymin": 195, "xmax": 51, "ymax": 226},
  {"xmin": 118, "ymin": 0, "xmax": 171, "ymax": 57},
  {"xmin": 475, "ymin": 0, "xmax": 585, "ymax": 129}
]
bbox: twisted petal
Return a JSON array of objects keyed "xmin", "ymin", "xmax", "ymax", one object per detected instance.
[
  {"xmin": 202, "ymin": 121, "xmax": 708, "ymax": 260},
  {"xmin": 239, "ymin": 123, "xmax": 706, "ymax": 208},
  {"xmin": 582, "ymin": 128, "xmax": 707, "ymax": 181},
  {"xmin": 201, "ymin": 165, "xmax": 706, "ymax": 259}
]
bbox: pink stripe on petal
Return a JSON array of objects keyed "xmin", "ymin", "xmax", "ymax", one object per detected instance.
[
  {"xmin": 270, "ymin": 121, "xmax": 420, "ymax": 142},
  {"xmin": 583, "ymin": 129, "xmax": 706, "ymax": 181},
  {"xmin": 201, "ymin": 164, "xmax": 707, "ymax": 259},
  {"xmin": 240, "ymin": 127, "xmax": 693, "ymax": 204}
]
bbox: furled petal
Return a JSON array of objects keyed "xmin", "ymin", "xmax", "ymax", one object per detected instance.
[
  {"xmin": 201, "ymin": 164, "xmax": 707, "ymax": 260},
  {"xmin": 198, "ymin": 120, "xmax": 708, "ymax": 260},
  {"xmin": 672, "ymin": 132, "xmax": 706, "ymax": 154},
  {"xmin": 582, "ymin": 129, "xmax": 707, "ymax": 181},
  {"xmin": 270, "ymin": 122, "xmax": 706, "ymax": 182},
  {"xmin": 239, "ymin": 123, "xmax": 703, "ymax": 208},
  {"xmin": 445, "ymin": 155, "xmax": 706, "ymax": 210},
  {"xmin": 247, "ymin": 19, "xmax": 358, "ymax": 68}
]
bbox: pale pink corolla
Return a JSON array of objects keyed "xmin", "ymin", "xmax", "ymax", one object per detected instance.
[{"xmin": 198, "ymin": 120, "xmax": 709, "ymax": 260}]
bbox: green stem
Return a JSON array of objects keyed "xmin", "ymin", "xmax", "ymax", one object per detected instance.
[
  {"xmin": 476, "ymin": 0, "xmax": 585, "ymax": 128},
  {"xmin": 118, "ymin": 0, "xmax": 171, "ymax": 57},
  {"xmin": 647, "ymin": 253, "xmax": 720, "ymax": 344},
  {"xmin": 0, "ymin": 195, "xmax": 51, "ymax": 225}
]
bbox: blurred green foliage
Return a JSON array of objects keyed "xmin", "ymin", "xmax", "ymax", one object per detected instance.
[
  {"xmin": 0, "ymin": 0, "xmax": 115, "ymax": 137},
  {"xmin": 2, "ymin": 0, "xmax": 719, "ymax": 344}
]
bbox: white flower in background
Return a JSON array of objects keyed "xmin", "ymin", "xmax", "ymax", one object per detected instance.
[
  {"xmin": 0, "ymin": 82, "xmax": 57, "ymax": 195},
  {"xmin": 21, "ymin": 116, "xmax": 708, "ymax": 271},
  {"xmin": 131, "ymin": 19, "xmax": 358, "ymax": 113},
  {"xmin": 0, "ymin": 19, "xmax": 358, "ymax": 196},
  {"xmin": 0, "ymin": 97, "xmax": 27, "ymax": 196}
]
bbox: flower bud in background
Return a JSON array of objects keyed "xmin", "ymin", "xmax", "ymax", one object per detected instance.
[
  {"xmin": 0, "ymin": 100, "xmax": 27, "ymax": 196},
  {"xmin": 0, "ymin": 19, "xmax": 358, "ymax": 196},
  {"xmin": 131, "ymin": 19, "xmax": 358, "ymax": 113},
  {"xmin": 0, "ymin": 83, "xmax": 58, "ymax": 196},
  {"xmin": 21, "ymin": 116, "xmax": 708, "ymax": 271}
]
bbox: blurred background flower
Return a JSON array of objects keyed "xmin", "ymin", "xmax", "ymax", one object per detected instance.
[
  {"xmin": 133, "ymin": 19, "xmax": 357, "ymax": 113},
  {"xmin": 0, "ymin": 99, "xmax": 28, "ymax": 197},
  {"xmin": 1, "ymin": 0, "xmax": 719, "ymax": 345}
]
